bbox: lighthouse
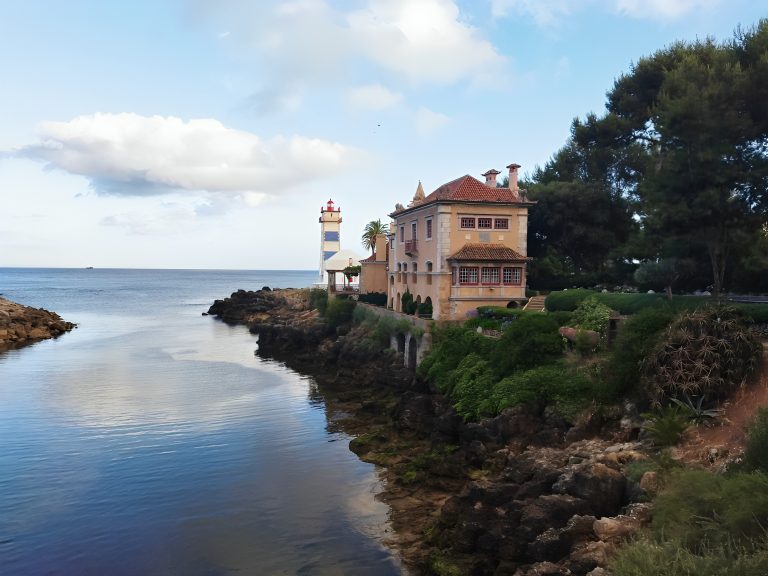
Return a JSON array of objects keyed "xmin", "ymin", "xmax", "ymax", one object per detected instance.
[{"xmin": 318, "ymin": 198, "xmax": 342, "ymax": 281}]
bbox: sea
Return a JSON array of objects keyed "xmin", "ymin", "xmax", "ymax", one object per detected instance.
[{"xmin": 0, "ymin": 268, "xmax": 403, "ymax": 576}]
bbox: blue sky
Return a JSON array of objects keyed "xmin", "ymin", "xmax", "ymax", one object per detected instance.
[{"xmin": 1, "ymin": 0, "xmax": 765, "ymax": 270}]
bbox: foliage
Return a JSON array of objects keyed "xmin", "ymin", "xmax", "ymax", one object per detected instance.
[
  {"xmin": 611, "ymin": 534, "xmax": 768, "ymax": 576},
  {"xmin": 491, "ymin": 314, "xmax": 563, "ymax": 376},
  {"xmin": 358, "ymin": 291, "xmax": 387, "ymax": 307},
  {"xmin": 634, "ymin": 258, "xmax": 695, "ymax": 299},
  {"xmin": 743, "ymin": 408, "xmax": 768, "ymax": 473},
  {"xmin": 669, "ymin": 395, "xmax": 724, "ymax": 425},
  {"xmin": 642, "ymin": 305, "xmax": 761, "ymax": 405},
  {"xmin": 641, "ymin": 405, "xmax": 691, "ymax": 446},
  {"xmin": 307, "ymin": 288, "xmax": 328, "ymax": 315},
  {"xmin": 491, "ymin": 363, "xmax": 596, "ymax": 420},
  {"xmin": 605, "ymin": 308, "xmax": 674, "ymax": 396},
  {"xmin": 361, "ymin": 219, "xmax": 389, "ymax": 254},
  {"xmin": 650, "ymin": 470, "xmax": 768, "ymax": 552},
  {"xmin": 342, "ymin": 264, "xmax": 360, "ymax": 278},
  {"xmin": 418, "ymin": 324, "xmax": 495, "ymax": 392},
  {"xmin": 324, "ymin": 297, "xmax": 357, "ymax": 329},
  {"xmin": 445, "ymin": 354, "xmax": 497, "ymax": 420},
  {"xmin": 401, "ymin": 289, "xmax": 417, "ymax": 315},
  {"xmin": 418, "ymin": 298, "xmax": 433, "ymax": 318},
  {"xmin": 570, "ymin": 295, "xmax": 612, "ymax": 334}
]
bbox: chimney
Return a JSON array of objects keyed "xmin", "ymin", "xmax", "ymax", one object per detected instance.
[
  {"xmin": 507, "ymin": 163, "xmax": 521, "ymax": 193},
  {"xmin": 482, "ymin": 169, "xmax": 501, "ymax": 187}
]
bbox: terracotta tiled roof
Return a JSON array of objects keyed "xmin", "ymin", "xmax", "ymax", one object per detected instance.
[
  {"xmin": 360, "ymin": 253, "xmax": 377, "ymax": 263},
  {"xmin": 447, "ymin": 243, "xmax": 528, "ymax": 262}
]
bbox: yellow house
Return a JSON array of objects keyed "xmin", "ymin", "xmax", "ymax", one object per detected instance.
[
  {"xmin": 387, "ymin": 163, "xmax": 533, "ymax": 320},
  {"xmin": 359, "ymin": 233, "xmax": 389, "ymax": 294}
]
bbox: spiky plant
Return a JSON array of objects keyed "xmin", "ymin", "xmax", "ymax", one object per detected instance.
[{"xmin": 642, "ymin": 305, "xmax": 761, "ymax": 405}]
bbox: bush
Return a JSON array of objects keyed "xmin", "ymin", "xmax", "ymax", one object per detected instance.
[
  {"xmin": 325, "ymin": 297, "xmax": 357, "ymax": 328},
  {"xmin": 570, "ymin": 295, "xmax": 612, "ymax": 334},
  {"xmin": 642, "ymin": 305, "xmax": 761, "ymax": 405},
  {"xmin": 418, "ymin": 299, "xmax": 433, "ymax": 318},
  {"xmin": 651, "ymin": 470, "xmax": 768, "ymax": 552},
  {"xmin": 743, "ymin": 408, "xmax": 768, "ymax": 473},
  {"xmin": 492, "ymin": 314, "xmax": 562, "ymax": 377},
  {"xmin": 446, "ymin": 354, "xmax": 497, "ymax": 420},
  {"xmin": 401, "ymin": 289, "xmax": 417, "ymax": 315},
  {"xmin": 308, "ymin": 288, "xmax": 328, "ymax": 315},
  {"xmin": 358, "ymin": 292, "xmax": 387, "ymax": 307},
  {"xmin": 491, "ymin": 363, "xmax": 595, "ymax": 419},
  {"xmin": 605, "ymin": 308, "xmax": 674, "ymax": 396},
  {"xmin": 641, "ymin": 405, "xmax": 691, "ymax": 446},
  {"xmin": 418, "ymin": 324, "xmax": 495, "ymax": 391}
]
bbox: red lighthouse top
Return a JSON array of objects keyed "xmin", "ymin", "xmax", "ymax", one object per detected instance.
[{"xmin": 321, "ymin": 198, "xmax": 339, "ymax": 212}]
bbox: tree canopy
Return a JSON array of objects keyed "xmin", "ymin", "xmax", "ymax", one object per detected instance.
[
  {"xmin": 527, "ymin": 20, "xmax": 768, "ymax": 295},
  {"xmin": 361, "ymin": 219, "xmax": 389, "ymax": 254}
]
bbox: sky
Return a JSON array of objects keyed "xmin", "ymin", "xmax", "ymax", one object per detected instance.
[{"xmin": 1, "ymin": 0, "xmax": 766, "ymax": 270}]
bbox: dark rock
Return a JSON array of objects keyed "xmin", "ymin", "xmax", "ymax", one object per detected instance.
[{"xmin": 552, "ymin": 463, "xmax": 626, "ymax": 518}]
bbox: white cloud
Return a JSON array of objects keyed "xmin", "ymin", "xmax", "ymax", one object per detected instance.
[
  {"xmin": 614, "ymin": 0, "xmax": 719, "ymax": 20},
  {"xmin": 14, "ymin": 113, "xmax": 355, "ymax": 197},
  {"xmin": 196, "ymin": 0, "xmax": 503, "ymax": 113},
  {"xmin": 415, "ymin": 106, "xmax": 450, "ymax": 136},
  {"xmin": 491, "ymin": 0, "xmax": 721, "ymax": 25},
  {"xmin": 347, "ymin": 0, "xmax": 503, "ymax": 84},
  {"xmin": 346, "ymin": 84, "xmax": 403, "ymax": 110}
]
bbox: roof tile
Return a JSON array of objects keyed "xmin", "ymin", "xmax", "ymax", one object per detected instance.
[{"xmin": 447, "ymin": 243, "xmax": 528, "ymax": 262}]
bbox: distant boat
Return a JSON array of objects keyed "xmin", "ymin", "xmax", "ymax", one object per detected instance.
[{"xmin": 85, "ymin": 266, "xmax": 94, "ymax": 269}]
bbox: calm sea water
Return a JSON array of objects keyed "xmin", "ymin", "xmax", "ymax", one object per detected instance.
[{"xmin": 0, "ymin": 268, "xmax": 402, "ymax": 576}]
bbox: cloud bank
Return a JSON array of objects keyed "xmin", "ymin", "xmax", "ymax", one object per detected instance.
[
  {"xmin": 14, "ymin": 113, "xmax": 355, "ymax": 197},
  {"xmin": 491, "ymin": 0, "xmax": 721, "ymax": 25}
]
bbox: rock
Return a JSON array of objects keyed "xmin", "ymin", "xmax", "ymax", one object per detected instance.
[
  {"xmin": 558, "ymin": 326, "xmax": 599, "ymax": 348},
  {"xmin": 638, "ymin": 471, "xmax": 658, "ymax": 493},
  {"xmin": 593, "ymin": 516, "xmax": 641, "ymax": 542},
  {"xmin": 553, "ymin": 463, "xmax": 627, "ymax": 518}
]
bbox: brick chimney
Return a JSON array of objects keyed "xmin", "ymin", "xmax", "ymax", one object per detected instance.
[
  {"xmin": 507, "ymin": 163, "xmax": 521, "ymax": 193},
  {"xmin": 482, "ymin": 169, "xmax": 501, "ymax": 187}
]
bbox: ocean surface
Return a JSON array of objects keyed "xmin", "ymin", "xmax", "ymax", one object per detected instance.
[{"xmin": 0, "ymin": 268, "xmax": 402, "ymax": 575}]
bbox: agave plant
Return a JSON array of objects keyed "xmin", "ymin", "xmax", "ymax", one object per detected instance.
[
  {"xmin": 669, "ymin": 394, "xmax": 724, "ymax": 425},
  {"xmin": 642, "ymin": 305, "xmax": 761, "ymax": 406}
]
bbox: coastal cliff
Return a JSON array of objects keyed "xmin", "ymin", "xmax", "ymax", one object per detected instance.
[
  {"xmin": 208, "ymin": 289, "xmax": 654, "ymax": 575},
  {"xmin": 0, "ymin": 297, "xmax": 75, "ymax": 350}
]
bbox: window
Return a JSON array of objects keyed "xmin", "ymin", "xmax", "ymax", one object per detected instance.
[
  {"xmin": 389, "ymin": 237, "xmax": 394, "ymax": 248},
  {"xmin": 411, "ymin": 221, "xmax": 417, "ymax": 239},
  {"xmin": 459, "ymin": 266, "xmax": 479, "ymax": 285},
  {"xmin": 412, "ymin": 262, "xmax": 417, "ymax": 283},
  {"xmin": 426, "ymin": 261, "xmax": 433, "ymax": 284},
  {"xmin": 426, "ymin": 218, "xmax": 433, "ymax": 239},
  {"xmin": 494, "ymin": 218, "xmax": 509, "ymax": 230},
  {"xmin": 460, "ymin": 217, "xmax": 475, "ymax": 229},
  {"xmin": 399, "ymin": 225, "xmax": 404, "ymax": 243},
  {"xmin": 481, "ymin": 267, "xmax": 500, "ymax": 284},
  {"xmin": 478, "ymin": 218, "xmax": 492, "ymax": 229},
  {"xmin": 503, "ymin": 267, "xmax": 522, "ymax": 285}
]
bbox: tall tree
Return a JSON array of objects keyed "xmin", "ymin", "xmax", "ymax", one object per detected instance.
[{"xmin": 361, "ymin": 219, "xmax": 389, "ymax": 254}]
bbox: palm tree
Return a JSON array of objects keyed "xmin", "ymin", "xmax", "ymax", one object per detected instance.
[{"xmin": 361, "ymin": 219, "xmax": 389, "ymax": 254}]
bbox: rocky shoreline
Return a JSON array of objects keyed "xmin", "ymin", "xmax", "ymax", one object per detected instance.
[
  {"xmin": 0, "ymin": 297, "xmax": 75, "ymax": 350},
  {"xmin": 208, "ymin": 289, "xmax": 656, "ymax": 575}
]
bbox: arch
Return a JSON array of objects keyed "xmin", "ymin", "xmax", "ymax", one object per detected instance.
[
  {"xmin": 422, "ymin": 296, "xmax": 433, "ymax": 319},
  {"xmin": 397, "ymin": 332, "xmax": 406, "ymax": 356},
  {"xmin": 389, "ymin": 297, "xmax": 394, "ymax": 309},
  {"xmin": 396, "ymin": 292, "xmax": 401, "ymax": 312},
  {"xmin": 506, "ymin": 300, "xmax": 521, "ymax": 309},
  {"xmin": 407, "ymin": 336, "xmax": 418, "ymax": 370}
]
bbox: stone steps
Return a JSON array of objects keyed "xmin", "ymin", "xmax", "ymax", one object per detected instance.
[{"xmin": 523, "ymin": 295, "xmax": 547, "ymax": 312}]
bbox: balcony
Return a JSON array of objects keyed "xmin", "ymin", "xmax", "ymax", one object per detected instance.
[{"xmin": 404, "ymin": 239, "xmax": 418, "ymax": 255}]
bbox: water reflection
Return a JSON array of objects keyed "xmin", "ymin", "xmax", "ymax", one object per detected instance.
[{"xmin": 0, "ymin": 269, "xmax": 402, "ymax": 575}]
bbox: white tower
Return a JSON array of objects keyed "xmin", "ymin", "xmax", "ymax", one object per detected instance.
[{"xmin": 318, "ymin": 198, "xmax": 342, "ymax": 280}]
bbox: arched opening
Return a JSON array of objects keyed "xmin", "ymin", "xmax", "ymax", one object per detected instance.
[
  {"xmin": 397, "ymin": 332, "xmax": 406, "ymax": 356},
  {"xmin": 407, "ymin": 336, "xmax": 418, "ymax": 370},
  {"xmin": 389, "ymin": 297, "xmax": 393, "ymax": 309},
  {"xmin": 506, "ymin": 301, "xmax": 521, "ymax": 309},
  {"xmin": 412, "ymin": 262, "xmax": 418, "ymax": 284},
  {"xmin": 426, "ymin": 261, "xmax": 433, "ymax": 285},
  {"xmin": 422, "ymin": 296, "xmax": 433, "ymax": 319},
  {"xmin": 396, "ymin": 292, "xmax": 401, "ymax": 312}
]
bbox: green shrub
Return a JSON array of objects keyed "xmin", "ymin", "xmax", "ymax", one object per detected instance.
[
  {"xmin": 570, "ymin": 295, "xmax": 612, "ymax": 334},
  {"xmin": 358, "ymin": 292, "xmax": 387, "ymax": 306},
  {"xmin": 325, "ymin": 297, "xmax": 357, "ymax": 328},
  {"xmin": 418, "ymin": 299, "xmax": 433, "ymax": 318},
  {"xmin": 605, "ymin": 308, "xmax": 674, "ymax": 396},
  {"xmin": 418, "ymin": 324, "xmax": 495, "ymax": 390},
  {"xmin": 642, "ymin": 405, "xmax": 691, "ymax": 446},
  {"xmin": 308, "ymin": 288, "xmax": 328, "ymax": 315},
  {"xmin": 611, "ymin": 535, "xmax": 768, "ymax": 576},
  {"xmin": 491, "ymin": 363, "xmax": 595, "ymax": 419},
  {"xmin": 744, "ymin": 408, "xmax": 768, "ymax": 473},
  {"xmin": 547, "ymin": 310, "xmax": 574, "ymax": 327},
  {"xmin": 642, "ymin": 305, "xmax": 761, "ymax": 405},
  {"xmin": 651, "ymin": 470, "xmax": 768, "ymax": 552},
  {"xmin": 401, "ymin": 289, "xmax": 417, "ymax": 315},
  {"xmin": 545, "ymin": 289, "xmax": 598, "ymax": 312},
  {"xmin": 446, "ymin": 354, "xmax": 497, "ymax": 420},
  {"xmin": 492, "ymin": 314, "xmax": 562, "ymax": 377}
]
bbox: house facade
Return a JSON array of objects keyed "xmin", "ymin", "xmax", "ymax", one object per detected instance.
[
  {"xmin": 359, "ymin": 233, "xmax": 389, "ymax": 294},
  {"xmin": 387, "ymin": 164, "xmax": 533, "ymax": 320}
]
